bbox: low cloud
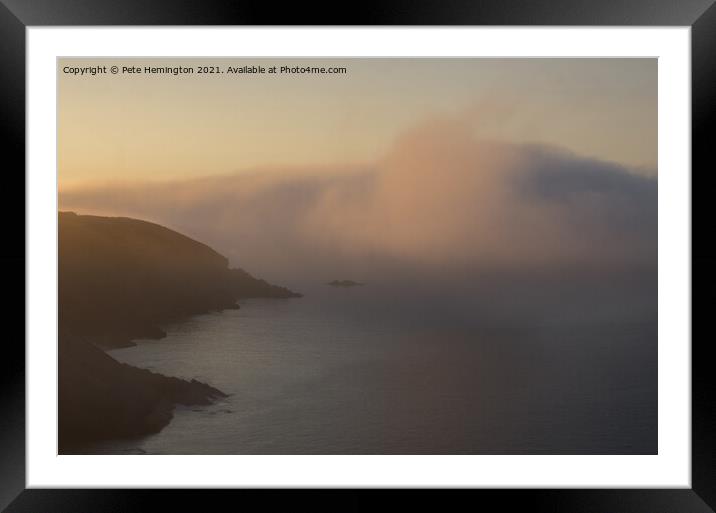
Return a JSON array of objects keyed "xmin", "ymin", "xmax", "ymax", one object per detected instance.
[{"xmin": 60, "ymin": 115, "xmax": 657, "ymax": 286}]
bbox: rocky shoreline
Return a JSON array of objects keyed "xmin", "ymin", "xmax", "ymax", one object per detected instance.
[
  {"xmin": 58, "ymin": 212, "xmax": 300, "ymax": 452},
  {"xmin": 59, "ymin": 335, "xmax": 228, "ymax": 451}
]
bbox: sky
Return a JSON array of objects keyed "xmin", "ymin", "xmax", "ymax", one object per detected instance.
[
  {"xmin": 59, "ymin": 58, "xmax": 656, "ymax": 188},
  {"xmin": 58, "ymin": 58, "xmax": 657, "ymax": 284}
]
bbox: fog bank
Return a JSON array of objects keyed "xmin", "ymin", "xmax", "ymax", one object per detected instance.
[{"xmin": 60, "ymin": 116, "xmax": 657, "ymax": 299}]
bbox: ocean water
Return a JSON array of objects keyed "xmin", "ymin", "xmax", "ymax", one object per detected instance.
[{"xmin": 90, "ymin": 282, "xmax": 657, "ymax": 454}]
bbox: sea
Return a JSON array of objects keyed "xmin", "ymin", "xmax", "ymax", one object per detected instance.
[{"xmin": 85, "ymin": 281, "xmax": 657, "ymax": 454}]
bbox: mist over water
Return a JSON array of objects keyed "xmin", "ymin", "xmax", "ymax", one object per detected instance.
[
  {"xmin": 59, "ymin": 116, "xmax": 657, "ymax": 286},
  {"xmin": 84, "ymin": 279, "xmax": 656, "ymax": 455},
  {"xmin": 55, "ymin": 56, "xmax": 662, "ymax": 456},
  {"xmin": 61, "ymin": 112, "xmax": 658, "ymax": 454}
]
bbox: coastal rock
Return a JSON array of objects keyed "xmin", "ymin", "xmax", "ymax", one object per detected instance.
[
  {"xmin": 327, "ymin": 280, "xmax": 363, "ymax": 287},
  {"xmin": 59, "ymin": 335, "xmax": 227, "ymax": 452},
  {"xmin": 58, "ymin": 212, "xmax": 299, "ymax": 451},
  {"xmin": 59, "ymin": 211, "xmax": 301, "ymax": 348}
]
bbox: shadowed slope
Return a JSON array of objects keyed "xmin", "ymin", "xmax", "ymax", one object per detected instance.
[
  {"xmin": 58, "ymin": 212, "xmax": 300, "ymax": 451},
  {"xmin": 59, "ymin": 211, "xmax": 300, "ymax": 348}
]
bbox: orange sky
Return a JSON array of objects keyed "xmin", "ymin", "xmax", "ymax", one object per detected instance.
[{"xmin": 58, "ymin": 58, "xmax": 657, "ymax": 189}]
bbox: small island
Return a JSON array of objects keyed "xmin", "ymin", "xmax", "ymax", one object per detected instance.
[{"xmin": 327, "ymin": 280, "xmax": 364, "ymax": 288}]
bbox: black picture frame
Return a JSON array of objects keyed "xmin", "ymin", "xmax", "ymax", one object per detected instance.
[{"xmin": 2, "ymin": 1, "xmax": 713, "ymax": 511}]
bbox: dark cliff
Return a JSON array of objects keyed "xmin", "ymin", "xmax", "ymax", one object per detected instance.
[
  {"xmin": 59, "ymin": 211, "xmax": 300, "ymax": 348},
  {"xmin": 58, "ymin": 211, "xmax": 300, "ymax": 452}
]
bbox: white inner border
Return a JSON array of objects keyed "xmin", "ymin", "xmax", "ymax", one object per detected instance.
[{"xmin": 27, "ymin": 27, "xmax": 691, "ymax": 488}]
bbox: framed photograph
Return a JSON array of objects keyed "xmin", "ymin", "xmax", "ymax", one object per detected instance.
[{"xmin": 2, "ymin": 1, "xmax": 713, "ymax": 511}]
